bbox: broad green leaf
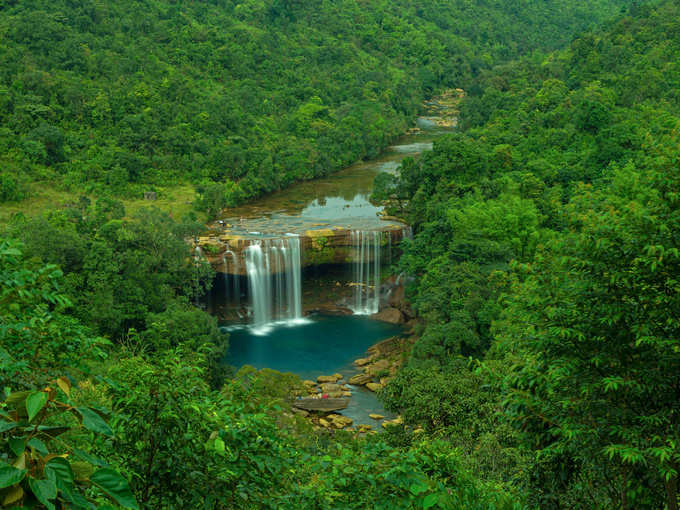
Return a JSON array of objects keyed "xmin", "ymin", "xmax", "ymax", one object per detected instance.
[
  {"xmin": 214, "ymin": 437, "xmax": 226, "ymax": 455},
  {"xmin": 27, "ymin": 438, "xmax": 49, "ymax": 455},
  {"xmin": 0, "ymin": 463, "xmax": 26, "ymax": 488},
  {"xmin": 9, "ymin": 438, "xmax": 25, "ymax": 457},
  {"xmin": 423, "ymin": 493, "xmax": 439, "ymax": 509},
  {"xmin": 91, "ymin": 468, "xmax": 139, "ymax": 509},
  {"xmin": 73, "ymin": 448, "xmax": 108, "ymax": 467},
  {"xmin": 56, "ymin": 377, "xmax": 71, "ymax": 396},
  {"xmin": 0, "ymin": 421, "xmax": 18, "ymax": 433},
  {"xmin": 5, "ymin": 391, "xmax": 31, "ymax": 410},
  {"xmin": 2, "ymin": 484, "xmax": 23, "ymax": 506},
  {"xmin": 75, "ymin": 407, "xmax": 113, "ymax": 437},
  {"xmin": 45, "ymin": 457, "xmax": 74, "ymax": 487},
  {"xmin": 28, "ymin": 477, "xmax": 57, "ymax": 510},
  {"xmin": 410, "ymin": 483, "xmax": 428, "ymax": 496},
  {"xmin": 71, "ymin": 461, "xmax": 95, "ymax": 481},
  {"xmin": 26, "ymin": 391, "xmax": 49, "ymax": 422}
]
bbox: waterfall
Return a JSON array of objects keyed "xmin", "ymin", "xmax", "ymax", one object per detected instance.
[
  {"xmin": 244, "ymin": 235, "xmax": 304, "ymax": 333},
  {"xmin": 351, "ymin": 230, "xmax": 382, "ymax": 315}
]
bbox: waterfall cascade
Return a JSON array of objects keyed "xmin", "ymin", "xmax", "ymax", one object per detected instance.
[
  {"xmin": 350, "ymin": 230, "xmax": 382, "ymax": 315},
  {"xmin": 245, "ymin": 235, "xmax": 304, "ymax": 333}
]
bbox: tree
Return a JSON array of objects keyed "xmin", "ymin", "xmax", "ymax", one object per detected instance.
[
  {"xmin": 0, "ymin": 240, "xmax": 107, "ymax": 390},
  {"xmin": 498, "ymin": 162, "xmax": 680, "ymax": 509}
]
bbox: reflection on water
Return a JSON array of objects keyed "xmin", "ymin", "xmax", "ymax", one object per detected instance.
[
  {"xmin": 300, "ymin": 195, "xmax": 380, "ymax": 220},
  {"xmin": 213, "ymin": 124, "xmax": 451, "ymax": 236}
]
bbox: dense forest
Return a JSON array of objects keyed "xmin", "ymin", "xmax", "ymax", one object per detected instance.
[
  {"xmin": 1, "ymin": 0, "xmax": 627, "ymax": 213},
  {"xmin": 377, "ymin": 1, "xmax": 680, "ymax": 507},
  {"xmin": 2, "ymin": 0, "xmax": 679, "ymax": 509}
]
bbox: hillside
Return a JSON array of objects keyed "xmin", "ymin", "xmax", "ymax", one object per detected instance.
[
  {"xmin": 379, "ymin": 0, "xmax": 680, "ymax": 507},
  {"xmin": 0, "ymin": 0, "xmax": 629, "ymax": 214}
]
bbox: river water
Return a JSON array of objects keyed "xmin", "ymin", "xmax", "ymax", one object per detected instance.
[{"xmin": 214, "ymin": 106, "xmax": 456, "ymax": 429}]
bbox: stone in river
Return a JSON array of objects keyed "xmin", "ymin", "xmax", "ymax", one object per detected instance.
[
  {"xmin": 349, "ymin": 373, "xmax": 372, "ymax": 385},
  {"xmin": 327, "ymin": 414, "xmax": 353, "ymax": 429},
  {"xmin": 293, "ymin": 398, "xmax": 348, "ymax": 412},
  {"xmin": 369, "ymin": 413, "xmax": 384, "ymax": 420},
  {"xmin": 372, "ymin": 307, "xmax": 405, "ymax": 324},
  {"xmin": 354, "ymin": 357, "xmax": 373, "ymax": 366},
  {"xmin": 366, "ymin": 382, "xmax": 383, "ymax": 392},
  {"xmin": 320, "ymin": 383, "xmax": 342, "ymax": 393},
  {"xmin": 367, "ymin": 359, "xmax": 390, "ymax": 376},
  {"xmin": 317, "ymin": 375, "xmax": 340, "ymax": 383}
]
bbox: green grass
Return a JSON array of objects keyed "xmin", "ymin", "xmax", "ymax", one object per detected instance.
[{"xmin": 0, "ymin": 182, "xmax": 204, "ymax": 225}]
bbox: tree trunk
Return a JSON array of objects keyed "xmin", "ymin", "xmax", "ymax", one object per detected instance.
[{"xmin": 665, "ymin": 471, "xmax": 678, "ymax": 510}]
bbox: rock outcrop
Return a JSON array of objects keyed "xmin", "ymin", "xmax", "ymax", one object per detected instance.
[{"xmin": 195, "ymin": 225, "xmax": 410, "ymax": 275}]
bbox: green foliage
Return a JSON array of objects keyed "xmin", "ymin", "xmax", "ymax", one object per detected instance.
[
  {"xmin": 0, "ymin": 240, "xmax": 107, "ymax": 390},
  {"xmin": 0, "ymin": 172, "xmax": 27, "ymax": 203},
  {"xmin": 0, "ymin": 0, "xmax": 628, "ymax": 210},
  {"xmin": 194, "ymin": 179, "xmax": 244, "ymax": 218},
  {"xmin": 377, "ymin": 2, "xmax": 680, "ymax": 508},
  {"xmin": 104, "ymin": 354, "xmax": 304, "ymax": 509},
  {"xmin": 142, "ymin": 301, "xmax": 228, "ymax": 388},
  {"xmin": 497, "ymin": 159, "xmax": 680, "ymax": 508},
  {"xmin": 0, "ymin": 379, "xmax": 138, "ymax": 509},
  {"xmin": 293, "ymin": 438, "xmax": 526, "ymax": 509},
  {"xmin": 10, "ymin": 204, "xmax": 214, "ymax": 340}
]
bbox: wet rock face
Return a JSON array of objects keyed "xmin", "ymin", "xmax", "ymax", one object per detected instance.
[
  {"xmin": 194, "ymin": 225, "xmax": 409, "ymax": 275},
  {"xmin": 372, "ymin": 307, "xmax": 405, "ymax": 324}
]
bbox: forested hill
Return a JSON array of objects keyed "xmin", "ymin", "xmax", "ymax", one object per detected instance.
[
  {"xmin": 0, "ymin": 0, "xmax": 629, "ymax": 211},
  {"xmin": 378, "ymin": 0, "xmax": 680, "ymax": 507}
]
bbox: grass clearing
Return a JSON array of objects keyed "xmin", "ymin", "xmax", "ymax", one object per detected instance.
[{"xmin": 0, "ymin": 182, "xmax": 204, "ymax": 225}]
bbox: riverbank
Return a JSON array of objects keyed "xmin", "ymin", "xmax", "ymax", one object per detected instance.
[{"xmin": 287, "ymin": 326, "xmax": 419, "ymax": 434}]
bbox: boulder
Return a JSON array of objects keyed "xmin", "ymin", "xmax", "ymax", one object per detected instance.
[
  {"xmin": 354, "ymin": 357, "xmax": 372, "ymax": 366},
  {"xmin": 319, "ymin": 418, "xmax": 331, "ymax": 428},
  {"xmin": 372, "ymin": 307, "xmax": 405, "ymax": 324},
  {"xmin": 348, "ymin": 373, "xmax": 372, "ymax": 385},
  {"xmin": 369, "ymin": 413, "xmax": 384, "ymax": 420},
  {"xmin": 357, "ymin": 424, "xmax": 373, "ymax": 432},
  {"xmin": 342, "ymin": 391, "xmax": 352, "ymax": 397},
  {"xmin": 317, "ymin": 375, "xmax": 339, "ymax": 383},
  {"xmin": 382, "ymin": 417, "xmax": 403, "ymax": 429},
  {"xmin": 332, "ymin": 373, "xmax": 343, "ymax": 381},
  {"xmin": 366, "ymin": 382, "xmax": 383, "ymax": 392},
  {"xmin": 303, "ymin": 380, "xmax": 317, "ymax": 387},
  {"xmin": 387, "ymin": 283, "xmax": 406, "ymax": 309},
  {"xmin": 327, "ymin": 414, "xmax": 353, "ymax": 429},
  {"xmin": 320, "ymin": 383, "xmax": 342, "ymax": 393},
  {"xmin": 367, "ymin": 359, "xmax": 390, "ymax": 376},
  {"xmin": 293, "ymin": 397, "xmax": 348, "ymax": 412}
]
